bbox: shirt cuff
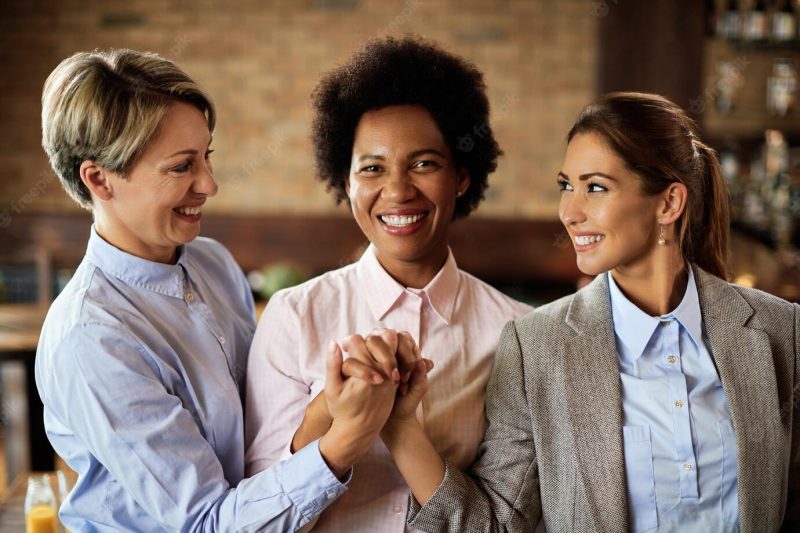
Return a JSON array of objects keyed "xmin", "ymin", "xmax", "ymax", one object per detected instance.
[{"xmin": 281, "ymin": 438, "xmax": 351, "ymax": 520}]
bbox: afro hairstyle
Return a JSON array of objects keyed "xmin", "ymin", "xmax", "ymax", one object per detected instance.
[{"xmin": 311, "ymin": 35, "xmax": 502, "ymax": 218}]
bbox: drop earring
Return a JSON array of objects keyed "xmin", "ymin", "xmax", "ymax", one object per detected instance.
[{"xmin": 657, "ymin": 224, "xmax": 666, "ymax": 246}]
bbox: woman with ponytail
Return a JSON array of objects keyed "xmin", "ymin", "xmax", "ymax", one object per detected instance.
[{"xmin": 372, "ymin": 92, "xmax": 799, "ymax": 532}]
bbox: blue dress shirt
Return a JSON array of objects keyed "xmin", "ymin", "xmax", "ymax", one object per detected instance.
[
  {"xmin": 35, "ymin": 227, "xmax": 347, "ymax": 532},
  {"xmin": 608, "ymin": 269, "xmax": 739, "ymax": 532}
]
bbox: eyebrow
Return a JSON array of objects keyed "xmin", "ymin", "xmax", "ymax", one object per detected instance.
[
  {"xmin": 166, "ymin": 138, "xmax": 214, "ymax": 159},
  {"xmin": 408, "ymin": 148, "xmax": 446, "ymax": 160},
  {"xmin": 557, "ymin": 171, "xmax": 617, "ymax": 181},
  {"xmin": 356, "ymin": 154, "xmax": 386, "ymax": 163},
  {"xmin": 355, "ymin": 148, "xmax": 447, "ymax": 164}
]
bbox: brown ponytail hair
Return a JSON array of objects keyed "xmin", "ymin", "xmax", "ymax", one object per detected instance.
[{"xmin": 567, "ymin": 92, "xmax": 730, "ymax": 280}]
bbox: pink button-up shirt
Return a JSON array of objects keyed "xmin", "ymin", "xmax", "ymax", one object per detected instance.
[{"xmin": 245, "ymin": 246, "xmax": 532, "ymax": 532}]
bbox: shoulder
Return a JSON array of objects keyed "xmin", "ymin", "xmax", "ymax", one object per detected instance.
[
  {"xmin": 40, "ymin": 260, "xmax": 126, "ymax": 345},
  {"xmin": 37, "ymin": 310, "xmax": 151, "ymax": 396},
  {"xmin": 267, "ymin": 262, "xmax": 359, "ymax": 310},
  {"xmin": 724, "ymin": 283, "xmax": 797, "ymax": 330},
  {"xmin": 696, "ymin": 267, "xmax": 796, "ymax": 330},
  {"xmin": 515, "ymin": 291, "xmax": 575, "ymax": 331}
]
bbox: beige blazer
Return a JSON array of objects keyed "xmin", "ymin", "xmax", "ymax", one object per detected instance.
[{"xmin": 408, "ymin": 266, "xmax": 799, "ymax": 532}]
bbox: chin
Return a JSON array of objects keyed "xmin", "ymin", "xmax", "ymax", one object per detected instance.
[{"xmin": 575, "ymin": 259, "xmax": 608, "ymax": 278}]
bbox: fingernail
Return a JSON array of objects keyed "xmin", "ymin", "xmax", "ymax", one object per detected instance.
[
  {"xmin": 392, "ymin": 368, "xmax": 400, "ymax": 382},
  {"xmin": 328, "ymin": 340, "xmax": 337, "ymax": 352},
  {"xmin": 372, "ymin": 373, "xmax": 384, "ymax": 384}
]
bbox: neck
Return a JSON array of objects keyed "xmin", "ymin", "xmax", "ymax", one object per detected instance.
[
  {"xmin": 377, "ymin": 249, "xmax": 448, "ymax": 290},
  {"xmin": 94, "ymin": 211, "xmax": 177, "ymax": 264},
  {"xmin": 611, "ymin": 247, "xmax": 688, "ymax": 317}
]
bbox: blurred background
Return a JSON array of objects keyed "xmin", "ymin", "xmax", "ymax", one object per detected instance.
[{"xmin": 1, "ymin": 0, "xmax": 799, "ymax": 520}]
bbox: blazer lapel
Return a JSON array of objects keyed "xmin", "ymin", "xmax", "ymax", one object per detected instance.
[
  {"xmin": 562, "ymin": 274, "xmax": 629, "ymax": 532},
  {"xmin": 695, "ymin": 267, "xmax": 782, "ymax": 532}
]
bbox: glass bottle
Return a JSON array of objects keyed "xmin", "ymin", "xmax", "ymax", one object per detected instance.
[
  {"xmin": 24, "ymin": 474, "xmax": 58, "ymax": 533},
  {"xmin": 716, "ymin": 60, "xmax": 744, "ymax": 114},
  {"xmin": 743, "ymin": 0, "xmax": 769, "ymax": 41},
  {"xmin": 767, "ymin": 58, "xmax": 798, "ymax": 116},
  {"xmin": 56, "ymin": 470, "xmax": 73, "ymax": 533},
  {"xmin": 719, "ymin": 0, "xmax": 742, "ymax": 39},
  {"xmin": 771, "ymin": 0, "xmax": 798, "ymax": 41}
]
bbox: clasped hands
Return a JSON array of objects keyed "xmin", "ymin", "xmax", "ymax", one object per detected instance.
[{"xmin": 305, "ymin": 329, "xmax": 433, "ymax": 478}]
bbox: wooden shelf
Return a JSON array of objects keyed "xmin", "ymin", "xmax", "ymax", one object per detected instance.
[{"xmin": 704, "ymin": 109, "xmax": 800, "ymax": 139}]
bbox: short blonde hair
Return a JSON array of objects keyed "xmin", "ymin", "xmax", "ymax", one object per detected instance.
[{"xmin": 41, "ymin": 49, "xmax": 215, "ymax": 209}]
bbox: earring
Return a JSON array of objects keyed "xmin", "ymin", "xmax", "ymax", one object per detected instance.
[{"xmin": 657, "ymin": 224, "xmax": 666, "ymax": 246}]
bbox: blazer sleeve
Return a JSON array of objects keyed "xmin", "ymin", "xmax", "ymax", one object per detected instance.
[
  {"xmin": 407, "ymin": 320, "xmax": 541, "ymax": 532},
  {"xmin": 784, "ymin": 303, "xmax": 800, "ymax": 529}
]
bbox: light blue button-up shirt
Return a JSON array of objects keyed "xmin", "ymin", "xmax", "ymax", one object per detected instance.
[
  {"xmin": 608, "ymin": 268, "xmax": 739, "ymax": 532},
  {"xmin": 36, "ymin": 227, "xmax": 347, "ymax": 532}
]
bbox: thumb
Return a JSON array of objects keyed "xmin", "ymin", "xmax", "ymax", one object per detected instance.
[
  {"xmin": 406, "ymin": 359, "xmax": 430, "ymax": 399},
  {"xmin": 325, "ymin": 340, "xmax": 344, "ymax": 392}
]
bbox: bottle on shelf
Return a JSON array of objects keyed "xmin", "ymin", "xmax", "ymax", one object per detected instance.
[
  {"xmin": 715, "ymin": 59, "xmax": 745, "ymax": 114},
  {"xmin": 764, "ymin": 130, "xmax": 793, "ymax": 244},
  {"xmin": 718, "ymin": 0, "xmax": 743, "ymax": 39},
  {"xmin": 771, "ymin": 0, "xmax": 798, "ymax": 42},
  {"xmin": 743, "ymin": 0, "xmax": 769, "ymax": 41},
  {"xmin": 767, "ymin": 58, "xmax": 798, "ymax": 116},
  {"xmin": 720, "ymin": 139, "xmax": 745, "ymax": 221}
]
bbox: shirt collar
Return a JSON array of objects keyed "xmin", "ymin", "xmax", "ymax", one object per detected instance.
[
  {"xmin": 85, "ymin": 225, "xmax": 188, "ymax": 299},
  {"xmin": 357, "ymin": 244, "xmax": 460, "ymax": 325},
  {"xmin": 608, "ymin": 266, "xmax": 703, "ymax": 360}
]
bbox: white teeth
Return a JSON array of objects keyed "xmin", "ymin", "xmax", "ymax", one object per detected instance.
[
  {"xmin": 176, "ymin": 206, "xmax": 201, "ymax": 216},
  {"xmin": 575, "ymin": 235, "xmax": 604, "ymax": 245},
  {"xmin": 380, "ymin": 213, "xmax": 426, "ymax": 227}
]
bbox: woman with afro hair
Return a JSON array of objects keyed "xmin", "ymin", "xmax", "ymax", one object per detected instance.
[{"xmin": 244, "ymin": 36, "xmax": 531, "ymax": 531}]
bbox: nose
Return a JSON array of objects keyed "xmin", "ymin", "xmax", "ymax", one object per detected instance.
[
  {"xmin": 381, "ymin": 169, "xmax": 416, "ymax": 203},
  {"xmin": 559, "ymin": 191, "xmax": 586, "ymax": 226},
  {"xmin": 194, "ymin": 160, "xmax": 218, "ymax": 197}
]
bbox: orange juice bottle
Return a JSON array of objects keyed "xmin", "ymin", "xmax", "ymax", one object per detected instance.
[
  {"xmin": 26, "ymin": 505, "xmax": 57, "ymax": 533},
  {"xmin": 24, "ymin": 474, "xmax": 58, "ymax": 533}
]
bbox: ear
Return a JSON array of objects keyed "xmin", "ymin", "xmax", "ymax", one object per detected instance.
[
  {"xmin": 657, "ymin": 182, "xmax": 687, "ymax": 225},
  {"xmin": 344, "ymin": 176, "xmax": 351, "ymax": 196},
  {"xmin": 456, "ymin": 169, "xmax": 470, "ymax": 198},
  {"xmin": 79, "ymin": 160, "xmax": 114, "ymax": 202}
]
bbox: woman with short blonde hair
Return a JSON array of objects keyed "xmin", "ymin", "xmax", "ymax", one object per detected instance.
[{"xmin": 37, "ymin": 48, "xmax": 397, "ymax": 531}]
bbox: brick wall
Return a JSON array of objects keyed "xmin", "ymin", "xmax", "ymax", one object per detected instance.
[{"xmin": 0, "ymin": 0, "xmax": 598, "ymax": 221}]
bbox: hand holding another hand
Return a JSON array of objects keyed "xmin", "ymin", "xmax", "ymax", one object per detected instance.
[
  {"xmin": 316, "ymin": 329, "xmax": 433, "ymax": 478},
  {"xmin": 319, "ymin": 333, "xmax": 398, "ymax": 477}
]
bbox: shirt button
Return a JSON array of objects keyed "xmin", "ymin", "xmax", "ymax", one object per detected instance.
[
  {"xmin": 667, "ymin": 355, "xmax": 677, "ymax": 364},
  {"xmin": 675, "ymin": 400, "xmax": 684, "ymax": 408},
  {"xmin": 185, "ymin": 292, "xmax": 194, "ymax": 302},
  {"xmin": 219, "ymin": 336, "xmax": 225, "ymax": 344},
  {"xmin": 326, "ymin": 491, "xmax": 336, "ymax": 500},
  {"xmin": 393, "ymin": 505, "xmax": 404, "ymax": 514},
  {"xmin": 684, "ymin": 463, "xmax": 693, "ymax": 471}
]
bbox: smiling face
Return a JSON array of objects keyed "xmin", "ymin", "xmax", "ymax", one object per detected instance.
[
  {"xmin": 347, "ymin": 105, "xmax": 469, "ymax": 287},
  {"xmin": 558, "ymin": 132, "xmax": 663, "ymax": 277},
  {"xmin": 93, "ymin": 101, "xmax": 216, "ymax": 263}
]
